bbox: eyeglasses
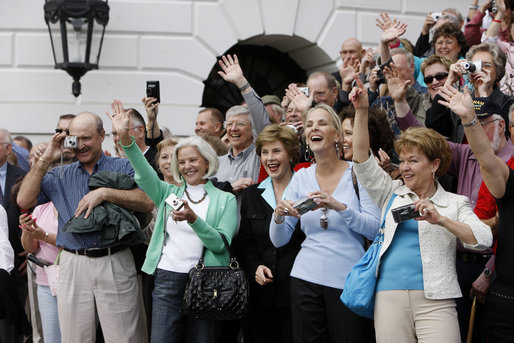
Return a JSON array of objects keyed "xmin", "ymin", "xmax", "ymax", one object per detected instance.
[
  {"xmin": 224, "ymin": 121, "xmax": 250, "ymax": 129},
  {"xmin": 480, "ymin": 118, "xmax": 500, "ymax": 127},
  {"xmin": 424, "ymin": 72, "xmax": 449, "ymax": 84}
]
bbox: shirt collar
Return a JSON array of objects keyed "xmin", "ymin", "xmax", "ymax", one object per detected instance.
[
  {"xmin": 78, "ymin": 153, "xmax": 106, "ymax": 175},
  {"xmin": 228, "ymin": 143, "xmax": 255, "ymax": 160},
  {"xmin": 394, "ymin": 181, "xmax": 448, "ymax": 207},
  {"xmin": 257, "ymin": 174, "xmax": 293, "ymax": 209}
]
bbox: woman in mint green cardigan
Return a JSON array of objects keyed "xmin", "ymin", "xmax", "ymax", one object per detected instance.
[{"xmin": 110, "ymin": 105, "xmax": 237, "ymax": 343}]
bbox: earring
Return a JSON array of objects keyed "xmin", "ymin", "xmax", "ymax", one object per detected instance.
[
  {"xmin": 432, "ymin": 170, "xmax": 436, "ymax": 179},
  {"xmin": 304, "ymin": 144, "xmax": 311, "ymax": 162},
  {"xmin": 335, "ymin": 142, "xmax": 340, "ymax": 157}
]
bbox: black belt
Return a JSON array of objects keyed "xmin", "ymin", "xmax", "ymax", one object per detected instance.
[
  {"xmin": 63, "ymin": 245, "xmax": 127, "ymax": 258},
  {"xmin": 457, "ymin": 252, "xmax": 492, "ymax": 264}
]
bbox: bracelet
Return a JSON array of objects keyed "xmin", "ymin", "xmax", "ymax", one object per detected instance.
[
  {"xmin": 469, "ymin": 5, "xmax": 479, "ymax": 9},
  {"xmin": 238, "ymin": 82, "xmax": 251, "ymax": 92},
  {"xmin": 493, "ymin": 19, "xmax": 502, "ymax": 23},
  {"xmin": 462, "ymin": 116, "xmax": 478, "ymax": 127},
  {"xmin": 44, "ymin": 232, "xmax": 49, "ymax": 243}
]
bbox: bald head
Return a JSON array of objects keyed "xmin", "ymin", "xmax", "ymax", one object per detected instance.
[
  {"xmin": 340, "ymin": 38, "xmax": 365, "ymax": 61},
  {"xmin": 71, "ymin": 112, "xmax": 104, "ymax": 134},
  {"xmin": 69, "ymin": 112, "xmax": 105, "ymax": 170}
]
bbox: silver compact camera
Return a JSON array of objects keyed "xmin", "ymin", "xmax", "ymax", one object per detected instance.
[
  {"xmin": 463, "ymin": 60, "xmax": 482, "ymax": 74},
  {"xmin": 293, "ymin": 196, "xmax": 317, "ymax": 215},
  {"xmin": 63, "ymin": 136, "xmax": 78, "ymax": 149},
  {"xmin": 431, "ymin": 12, "xmax": 442, "ymax": 21},
  {"xmin": 165, "ymin": 193, "xmax": 184, "ymax": 211},
  {"xmin": 298, "ymin": 87, "xmax": 310, "ymax": 97},
  {"xmin": 286, "ymin": 124, "xmax": 298, "ymax": 134}
]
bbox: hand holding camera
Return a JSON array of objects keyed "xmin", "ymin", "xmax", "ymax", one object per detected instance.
[{"xmin": 167, "ymin": 195, "xmax": 198, "ymax": 224}]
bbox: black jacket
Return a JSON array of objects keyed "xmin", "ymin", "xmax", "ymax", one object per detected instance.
[
  {"xmin": 3, "ymin": 163, "xmax": 26, "ymax": 268},
  {"xmin": 235, "ymin": 184, "xmax": 304, "ymax": 309},
  {"xmin": 62, "ymin": 171, "xmax": 150, "ymax": 247}
]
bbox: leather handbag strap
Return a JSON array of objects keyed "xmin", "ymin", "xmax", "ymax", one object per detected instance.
[{"xmin": 196, "ymin": 232, "xmax": 235, "ymax": 268}]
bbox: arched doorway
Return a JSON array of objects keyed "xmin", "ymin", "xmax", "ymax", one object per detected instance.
[
  {"xmin": 201, "ymin": 35, "xmax": 337, "ymax": 115},
  {"xmin": 201, "ymin": 44, "xmax": 306, "ymax": 114}
]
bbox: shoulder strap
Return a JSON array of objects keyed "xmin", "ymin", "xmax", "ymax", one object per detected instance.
[
  {"xmin": 197, "ymin": 232, "xmax": 233, "ymax": 266},
  {"xmin": 381, "ymin": 194, "xmax": 397, "ymax": 229},
  {"xmin": 351, "ymin": 167, "xmax": 360, "ymax": 201}
]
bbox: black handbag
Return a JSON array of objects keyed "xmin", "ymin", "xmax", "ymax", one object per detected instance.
[{"xmin": 182, "ymin": 232, "xmax": 249, "ymax": 321}]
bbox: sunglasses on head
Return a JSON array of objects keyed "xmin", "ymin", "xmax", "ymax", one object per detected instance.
[{"xmin": 424, "ymin": 72, "xmax": 448, "ymax": 84}]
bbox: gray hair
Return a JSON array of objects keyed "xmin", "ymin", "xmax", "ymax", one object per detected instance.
[
  {"xmin": 391, "ymin": 48, "xmax": 415, "ymax": 66},
  {"xmin": 508, "ymin": 102, "xmax": 514, "ymax": 125},
  {"xmin": 170, "ymin": 136, "xmax": 219, "ymax": 182},
  {"xmin": 225, "ymin": 105, "xmax": 256, "ymax": 139},
  {"xmin": 466, "ymin": 42, "xmax": 506, "ymax": 83},
  {"xmin": 0, "ymin": 128, "xmax": 12, "ymax": 144},
  {"xmin": 439, "ymin": 13, "xmax": 461, "ymax": 26},
  {"xmin": 442, "ymin": 8, "xmax": 464, "ymax": 23}
]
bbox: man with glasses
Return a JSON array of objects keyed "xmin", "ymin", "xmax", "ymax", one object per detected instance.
[{"xmin": 215, "ymin": 105, "xmax": 260, "ymax": 197}]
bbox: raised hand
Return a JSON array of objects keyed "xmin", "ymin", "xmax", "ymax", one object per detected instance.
[
  {"xmin": 437, "ymin": 84, "xmax": 476, "ymax": 122},
  {"xmin": 217, "ymin": 54, "xmax": 247, "ymax": 89},
  {"xmin": 422, "ymin": 12, "xmax": 436, "ymax": 35},
  {"xmin": 285, "ymin": 83, "xmax": 313, "ymax": 114},
  {"xmin": 107, "ymin": 99, "xmax": 132, "ymax": 145},
  {"xmin": 349, "ymin": 76, "xmax": 369, "ymax": 110},
  {"xmin": 339, "ymin": 57, "xmax": 361, "ymax": 91},
  {"xmin": 380, "ymin": 20, "xmax": 407, "ymax": 44},
  {"xmin": 142, "ymin": 97, "xmax": 159, "ymax": 121},
  {"xmin": 376, "ymin": 12, "xmax": 396, "ymax": 32},
  {"xmin": 384, "ymin": 63, "xmax": 410, "ymax": 102}
]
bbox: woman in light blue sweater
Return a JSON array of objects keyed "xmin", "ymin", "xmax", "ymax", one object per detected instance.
[{"xmin": 270, "ymin": 104, "xmax": 381, "ymax": 343}]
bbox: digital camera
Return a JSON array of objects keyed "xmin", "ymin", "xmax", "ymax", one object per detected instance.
[
  {"xmin": 391, "ymin": 203, "xmax": 421, "ymax": 223},
  {"xmin": 286, "ymin": 124, "xmax": 298, "ymax": 134},
  {"xmin": 146, "ymin": 80, "xmax": 161, "ymax": 104},
  {"xmin": 165, "ymin": 193, "xmax": 184, "ymax": 211},
  {"xmin": 298, "ymin": 87, "xmax": 310, "ymax": 97},
  {"xmin": 431, "ymin": 12, "xmax": 442, "ymax": 21},
  {"xmin": 63, "ymin": 136, "xmax": 78, "ymax": 149},
  {"xmin": 293, "ymin": 197, "xmax": 317, "ymax": 215},
  {"xmin": 463, "ymin": 60, "xmax": 482, "ymax": 74}
]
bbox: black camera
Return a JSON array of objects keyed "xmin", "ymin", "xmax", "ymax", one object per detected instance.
[
  {"xmin": 146, "ymin": 80, "xmax": 160, "ymax": 104},
  {"xmin": 391, "ymin": 203, "xmax": 420, "ymax": 223},
  {"xmin": 27, "ymin": 254, "xmax": 53, "ymax": 268},
  {"xmin": 293, "ymin": 197, "xmax": 317, "ymax": 215}
]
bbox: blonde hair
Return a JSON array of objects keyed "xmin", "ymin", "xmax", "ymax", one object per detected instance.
[
  {"xmin": 305, "ymin": 104, "xmax": 342, "ymax": 133},
  {"xmin": 394, "ymin": 127, "xmax": 452, "ymax": 178}
]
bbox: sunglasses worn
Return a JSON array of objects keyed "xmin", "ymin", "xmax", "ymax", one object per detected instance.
[
  {"xmin": 55, "ymin": 129, "xmax": 70, "ymax": 135},
  {"xmin": 424, "ymin": 72, "xmax": 449, "ymax": 84}
]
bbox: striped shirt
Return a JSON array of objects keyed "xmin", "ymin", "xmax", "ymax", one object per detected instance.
[{"xmin": 38, "ymin": 153, "xmax": 135, "ymax": 250}]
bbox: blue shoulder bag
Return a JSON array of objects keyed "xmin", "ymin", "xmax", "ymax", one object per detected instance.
[{"xmin": 340, "ymin": 194, "xmax": 396, "ymax": 319}]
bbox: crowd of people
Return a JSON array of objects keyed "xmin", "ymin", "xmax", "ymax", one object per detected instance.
[{"xmin": 1, "ymin": 1, "xmax": 514, "ymax": 342}]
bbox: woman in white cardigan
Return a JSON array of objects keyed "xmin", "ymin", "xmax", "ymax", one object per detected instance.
[{"xmin": 348, "ymin": 78, "xmax": 493, "ymax": 343}]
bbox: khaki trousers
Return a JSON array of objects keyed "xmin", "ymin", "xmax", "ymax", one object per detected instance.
[
  {"xmin": 57, "ymin": 248, "xmax": 147, "ymax": 343},
  {"xmin": 374, "ymin": 290, "xmax": 460, "ymax": 343}
]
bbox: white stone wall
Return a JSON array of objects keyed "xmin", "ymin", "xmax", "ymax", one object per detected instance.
[{"xmin": 0, "ymin": 0, "xmax": 469, "ymax": 153}]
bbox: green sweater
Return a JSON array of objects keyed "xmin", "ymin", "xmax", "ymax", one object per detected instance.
[{"xmin": 122, "ymin": 139, "xmax": 238, "ymax": 275}]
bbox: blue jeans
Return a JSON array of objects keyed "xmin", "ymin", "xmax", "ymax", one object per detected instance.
[
  {"xmin": 37, "ymin": 285, "xmax": 61, "ymax": 343},
  {"xmin": 151, "ymin": 269, "xmax": 219, "ymax": 343}
]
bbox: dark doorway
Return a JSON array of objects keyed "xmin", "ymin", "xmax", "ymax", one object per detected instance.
[{"xmin": 201, "ymin": 44, "xmax": 307, "ymax": 115}]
